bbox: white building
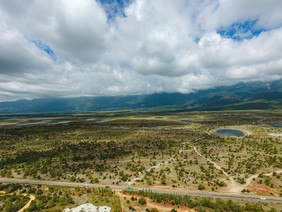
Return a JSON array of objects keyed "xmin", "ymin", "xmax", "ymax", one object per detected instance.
[{"xmin": 64, "ymin": 203, "xmax": 111, "ymax": 212}]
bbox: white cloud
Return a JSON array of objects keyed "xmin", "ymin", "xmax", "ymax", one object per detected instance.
[
  {"xmin": 0, "ymin": 0, "xmax": 281, "ymax": 101},
  {"xmin": 216, "ymin": 0, "xmax": 282, "ymax": 29}
]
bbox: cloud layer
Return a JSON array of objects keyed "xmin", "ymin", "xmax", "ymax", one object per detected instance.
[{"xmin": 0, "ymin": 0, "xmax": 281, "ymax": 101}]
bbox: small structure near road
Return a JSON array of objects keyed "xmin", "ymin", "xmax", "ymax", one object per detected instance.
[{"xmin": 64, "ymin": 203, "xmax": 111, "ymax": 212}]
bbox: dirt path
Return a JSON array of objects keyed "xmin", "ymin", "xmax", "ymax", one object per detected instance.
[
  {"xmin": 193, "ymin": 147, "xmax": 282, "ymax": 193},
  {"xmin": 193, "ymin": 147, "xmax": 243, "ymax": 192},
  {"xmin": 242, "ymin": 129, "xmax": 251, "ymax": 136},
  {"xmin": 18, "ymin": 194, "xmax": 36, "ymax": 212},
  {"xmin": 128, "ymin": 138, "xmax": 194, "ymax": 185},
  {"xmin": 245, "ymin": 170, "xmax": 282, "ymax": 186},
  {"xmin": 0, "ymin": 191, "xmax": 35, "ymax": 212},
  {"xmin": 128, "ymin": 155, "xmax": 176, "ymax": 185}
]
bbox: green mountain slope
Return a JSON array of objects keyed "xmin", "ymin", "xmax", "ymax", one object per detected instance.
[{"xmin": 0, "ymin": 80, "xmax": 281, "ymax": 113}]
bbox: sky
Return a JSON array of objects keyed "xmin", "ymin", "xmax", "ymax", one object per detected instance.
[{"xmin": 0, "ymin": 0, "xmax": 282, "ymax": 101}]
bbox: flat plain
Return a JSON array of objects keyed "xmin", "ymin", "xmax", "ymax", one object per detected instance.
[{"xmin": 0, "ymin": 110, "xmax": 281, "ymax": 211}]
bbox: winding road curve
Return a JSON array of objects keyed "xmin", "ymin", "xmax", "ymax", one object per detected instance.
[
  {"xmin": 18, "ymin": 194, "xmax": 36, "ymax": 212},
  {"xmin": 0, "ymin": 191, "xmax": 35, "ymax": 212}
]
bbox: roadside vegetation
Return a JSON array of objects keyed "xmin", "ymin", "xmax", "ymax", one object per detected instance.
[
  {"xmin": 122, "ymin": 189, "xmax": 280, "ymax": 212},
  {"xmin": 0, "ymin": 183, "xmax": 120, "ymax": 211}
]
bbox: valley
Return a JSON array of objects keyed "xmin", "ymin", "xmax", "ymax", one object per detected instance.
[{"xmin": 0, "ymin": 110, "xmax": 281, "ymax": 211}]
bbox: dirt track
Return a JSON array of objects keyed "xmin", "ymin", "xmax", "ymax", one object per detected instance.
[
  {"xmin": 18, "ymin": 194, "xmax": 36, "ymax": 212},
  {"xmin": 0, "ymin": 191, "xmax": 35, "ymax": 212},
  {"xmin": 193, "ymin": 147, "xmax": 282, "ymax": 194}
]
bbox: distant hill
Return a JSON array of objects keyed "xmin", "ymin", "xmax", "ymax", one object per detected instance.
[{"xmin": 0, "ymin": 80, "xmax": 281, "ymax": 113}]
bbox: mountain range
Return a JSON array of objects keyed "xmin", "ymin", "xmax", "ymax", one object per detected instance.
[{"xmin": 0, "ymin": 80, "xmax": 281, "ymax": 113}]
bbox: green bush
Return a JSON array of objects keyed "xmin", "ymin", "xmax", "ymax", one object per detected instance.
[
  {"xmin": 198, "ymin": 184, "xmax": 205, "ymax": 190},
  {"xmin": 138, "ymin": 197, "xmax": 147, "ymax": 205},
  {"xmin": 217, "ymin": 181, "xmax": 225, "ymax": 187}
]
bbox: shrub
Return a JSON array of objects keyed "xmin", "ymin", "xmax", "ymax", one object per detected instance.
[
  {"xmin": 138, "ymin": 198, "xmax": 147, "ymax": 205},
  {"xmin": 217, "ymin": 181, "xmax": 225, "ymax": 187},
  {"xmin": 36, "ymin": 189, "xmax": 43, "ymax": 195},
  {"xmin": 198, "ymin": 184, "xmax": 205, "ymax": 190}
]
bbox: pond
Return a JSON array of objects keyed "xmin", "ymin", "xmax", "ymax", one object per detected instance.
[
  {"xmin": 267, "ymin": 123, "xmax": 282, "ymax": 128},
  {"xmin": 216, "ymin": 129, "xmax": 245, "ymax": 137},
  {"xmin": 181, "ymin": 120, "xmax": 192, "ymax": 122}
]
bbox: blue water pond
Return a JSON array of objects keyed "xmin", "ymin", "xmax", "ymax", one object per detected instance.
[
  {"xmin": 216, "ymin": 129, "xmax": 245, "ymax": 137},
  {"xmin": 181, "ymin": 120, "xmax": 192, "ymax": 122},
  {"xmin": 267, "ymin": 123, "xmax": 282, "ymax": 128}
]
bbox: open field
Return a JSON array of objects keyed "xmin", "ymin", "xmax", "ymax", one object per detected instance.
[{"xmin": 0, "ymin": 110, "xmax": 281, "ymax": 211}]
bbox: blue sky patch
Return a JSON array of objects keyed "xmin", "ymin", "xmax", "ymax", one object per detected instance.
[
  {"xmin": 98, "ymin": 0, "xmax": 132, "ymax": 20},
  {"xmin": 217, "ymin": 19, "xmax": 266, "ymax": 40},
  {"xmin": 32, "ymin": 40, "xmax": 57, "ymax": 61}
]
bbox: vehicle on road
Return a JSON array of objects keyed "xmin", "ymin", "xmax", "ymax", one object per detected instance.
[
  {"xmin": 260, "ymin": 197, "xmax": 266, "ymax": 200},
  {"xmin": 105, "ymin": 186, "xmax": 110, "ymax": 188}
]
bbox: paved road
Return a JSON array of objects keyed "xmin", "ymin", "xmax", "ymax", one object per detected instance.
[{"xmin": 0, "ymin": 178, "xmax": 281, "ymax": 203}]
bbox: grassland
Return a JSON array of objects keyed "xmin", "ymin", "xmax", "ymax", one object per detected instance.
[{"xmin": 0, "ymin": 110, "xmax": 281, "ymax": 211}]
